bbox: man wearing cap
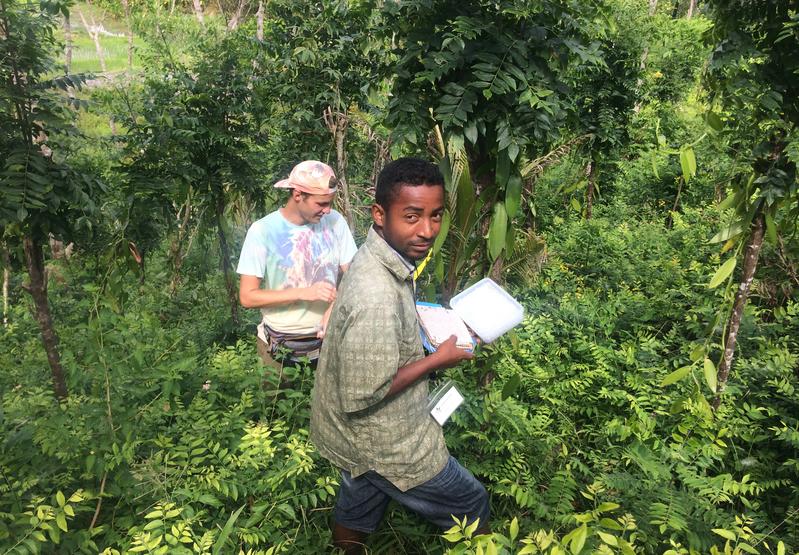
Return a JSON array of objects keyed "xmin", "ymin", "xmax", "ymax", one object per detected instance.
[{"xmin": 237, "ymin": 160, "xmax": 357, "ymax": 371}]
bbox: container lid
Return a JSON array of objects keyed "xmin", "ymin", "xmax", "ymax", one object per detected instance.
[{"xmin": 449, "ymin": 278, "xmax": 524, "ymax": 343}]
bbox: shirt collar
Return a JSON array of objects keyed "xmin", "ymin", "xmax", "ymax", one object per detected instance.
[{"xmin": 365, "ymin": 226, "xmax": 416, "ymax": 282}]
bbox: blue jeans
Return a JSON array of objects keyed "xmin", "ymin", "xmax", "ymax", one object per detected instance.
[{"xmin": 334, "ymin": 456, "xmax": 490, "ymax": 533}]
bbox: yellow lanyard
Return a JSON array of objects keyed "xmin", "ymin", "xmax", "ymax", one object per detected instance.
[{"xmin": 412, "ymin": 249, "xmax": 434, "ymax": 282}]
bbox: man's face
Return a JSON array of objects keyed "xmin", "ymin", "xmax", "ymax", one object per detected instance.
[
  {"xmin": 295, "ymin": 191, "xmax": 335, "ymax": 224},
  {"xmin": 372, "ymin": 184, "xmax": 444, "ymax": 261}
]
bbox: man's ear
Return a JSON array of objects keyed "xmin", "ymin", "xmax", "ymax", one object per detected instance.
[
  {"xmin": 371, "ymin": 203, "xmax": 385, "ymax": 227},
  {"xmin": 290, "ymin": 189, "xmax": 303, "ymax": 203}
]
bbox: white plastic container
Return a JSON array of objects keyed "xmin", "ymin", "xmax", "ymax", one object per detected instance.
[{"xmin": 450, "ymin": 278, "xmax": 524, "ymax": 343}]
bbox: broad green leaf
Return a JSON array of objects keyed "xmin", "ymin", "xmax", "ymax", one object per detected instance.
[
  {"xmin": 778, "ymin": 541, "xmax": 786, "ymax": 555},
  {"xmin": 505, "ymin": 174, "xmax": 522, "ymax": 218},
  {"xmin": 718, "ymin": 192, "xmax": 740, "ymax": 211},
  {"xmin": 661, "ymin": 366, "xmax": 692, "ymax": 386},
  {"xmin": 679, "ymin": 147, "xmax": 697, "ymax": 183},
  {"xmin": 690, "ymin": 345, "xmax": 706, "ymax": 362},
  {"xmin": 709, "ymin": 221, "xmax": 744, "ymax": 243},
  {"xmin": 765, "ymin": 213, "xmax": 777, "ymax": 244},
  {"xmin": 618, "ymin": 539, "xmax": 636, "ymax": 555},
  {"xmin": 509, "ymin": 517, "xmax": 519, "ymax": 541},
  {"xmin": 197, "ymin": 493, "xmax": 222, "ymax": 507},
  {"xmin": 487, "ymin": 202, "xmax": 508, "ymax": 260},
  {"xmin": 212, "ymin": 505, "xmax": 245, "ymax": 555},
  {"xmin": 709, "ymin": 257, "xmax": 736, "ymax": 288},
  {"xmin": 432, "ymin": 211, "xmax": 451, "ymax": 255},
  {"xmin": 56, "ymin": 512, "xmax": 68, "ymax": 532},
  {"xmin": 704, "ymin": 358, "xmax": 717, "ymax": 394},
  {"xmin": 720, "ymin": 238, "xmax": 737, "ymax": 253},
  {"xmin": 599, "ymin": 518, "xmax": 624, "ymax": 530},
  {"xmin": 570, "ymin": 197, "xmax": 581, "ymax": 212},
  {"xmin": 496, "ymin": 152, "xmax": 511, "ymax": 188},
  {"xmin": 597, "ymin": 531, "xmax": 618, "ymax": 546},
  {"xmin": 706, "ymin": 111, "xmax": 723, "ymax": 132},
  {"xmin": 464, "ymin": 121, "xmax": 478, "ymax": 144},
  {"xmin": 56, "ymin": 491, "xmax": 66, "ymax": 507},
  {"xmin": 712, "ymin": 528, "xmax": 736, "ymax": 541},
  {"xmin": 570, "ymin": 524, "xmax": 587, "ymax": 555},
  {"xmin": 597, "ymin": 502, "xmax": 620, "ymax": 512}
]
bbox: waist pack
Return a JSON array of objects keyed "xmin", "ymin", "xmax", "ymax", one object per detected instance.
[{"xmin": 264, "ymin": 325, "xmax": 322, "ymax": 361}]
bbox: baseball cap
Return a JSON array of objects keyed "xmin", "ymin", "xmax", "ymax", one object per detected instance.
[{"xmin": 274, "ymin": 160, "xmax": 337, "ymax": 195}]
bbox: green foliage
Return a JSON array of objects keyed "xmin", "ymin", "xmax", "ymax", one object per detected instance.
[
  {"xmin": 435, "ymin": 206, "xmax": 798, "ymax": 553},
  {"xmin": 0, "ymin": 0, "xmax": 103, "ymax": 243},
  {"xmin": 0, "ymin": 262, "xmax": 339, "ymax": 553},
  {"xmin": 254, "ymin": 0, "xmax": 384, "ymax": 163},
  {"xmin": 704, "ymin": 0, "xmax": 799, "ymax": 240},
  {"xmin": 382, "ymin": 0, "xmax": 608, "ymax": 267},
  {"xmin": 1, "ymin": 3, "xmax": 798, "ymax": 555}
]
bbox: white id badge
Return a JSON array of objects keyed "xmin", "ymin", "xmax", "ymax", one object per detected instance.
[{"xmin": 427, "ymin": 380, "xmax": 464, "ymax": 426}]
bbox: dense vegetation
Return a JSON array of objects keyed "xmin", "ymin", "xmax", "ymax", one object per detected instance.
[{"xmin": 1, "ymin": 0, "xmax": 797, "ymax": 554}]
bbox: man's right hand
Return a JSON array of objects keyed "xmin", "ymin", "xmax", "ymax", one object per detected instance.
[
  {"xmin": 433, "ymin": 335, "xmax": 474, "ymax": 369},
  {"xmin": 388, "ymin": 334, "xmax": 473, "ymax": 397},
  {"xmin": 303, "ymin": 282, "xmax": 337, "ymax": 303}
]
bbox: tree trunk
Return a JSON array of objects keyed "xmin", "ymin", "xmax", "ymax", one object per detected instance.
[
  {"xmin": 23, "ymin": 236, "xmax": 68, "ymax": 400},
  {"xmin": 256, "ymin": 0, "xmax": 264, "ymax": 41},
  {"xmin": 192, "ymin": 0, "xmax": 205, "ymax": 25},
  {"xmin": 64, "ymin": 15, "xmax": 73, "ymax": 74},
  {"xmin": 120, "ymin": 0, "xmax": 133, "ymax": 72},
  {"xmin": 686, "ymin": 0, "xmax": 696, "ymax": 18},
  {"xmin": 227, "ymin": 0, "xmax": 248, "ymax": 31},
  {"xmin": 215, "ymin": 196, "xmax": 239, "ymax": 324},
  {"xmin": 169, "ymin": 190, "xmax": 194, "ymax": 294},
  {"xmin": 585, "ymin": 159, "xmax": 595, "ymax": 220},
  {"xmin": 2, "ymin": 244, "xmax": 10, "ymax": 327},
  {"xmin": 649, "ymin": 0, "xmax": 659, "ymax": 16},
  {"xmin": 77, "ymin": 9, "xmax": 107, "ymax": 73},
  {"xmin": 323, "ymin": 106, "xmax": 355, "ymax": 231},
  {"xmin": 713, "ymin": 211, "xmax": 766, "ymax": 409}
]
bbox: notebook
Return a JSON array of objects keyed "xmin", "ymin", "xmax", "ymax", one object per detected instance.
[
  {"xmin": 416, "ymin": 302, "xmax": 475, "ymax": 350},
  {"xmin": 416, "ymin": 278, "xmax": 524, "ymax": 351}
]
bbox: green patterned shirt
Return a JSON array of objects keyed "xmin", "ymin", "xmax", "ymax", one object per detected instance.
[{"xmin": 310, "ymin": 227, "xmax": 449, "ymax": 491}]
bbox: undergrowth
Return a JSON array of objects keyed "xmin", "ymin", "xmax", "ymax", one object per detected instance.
[{"xmin": 1, "ymin": 204, "xmax": 797, "ymax": 554}]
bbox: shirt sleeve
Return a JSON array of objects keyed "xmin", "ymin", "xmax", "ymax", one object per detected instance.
[
  {"xmin": 337, "ymin": 305, "xmax": 400, "ymax": 413},
  {"xmin": 335, "ymin": 217, "xmax": 358, "ymax": 266},
  {"xmin": 236, "ymin": 222, "xmax": 267, "ymax": 278}
]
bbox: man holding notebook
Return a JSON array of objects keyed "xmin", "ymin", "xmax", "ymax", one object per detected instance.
[{"xmin": 310, "ymin": 158, "xmax": 490, "ymax": 554}]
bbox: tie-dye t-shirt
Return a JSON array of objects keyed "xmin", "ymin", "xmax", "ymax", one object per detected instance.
[{"xmin": 236, "ymin": 209, "xmax": 357, "ymax": 336}]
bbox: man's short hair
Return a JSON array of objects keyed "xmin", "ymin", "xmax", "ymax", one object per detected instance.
[{"xmin": 375, "ymin": 158, "xmax": 445, "ymax": 209}]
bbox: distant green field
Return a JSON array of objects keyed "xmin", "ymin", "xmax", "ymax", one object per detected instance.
[
  {"xmin": 54, "ymin": 2, "xmax": 142, "ymax": 75},
  {"xmin": 60, "ymin": 31, "xmax": 143, "ymax": 74}
]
